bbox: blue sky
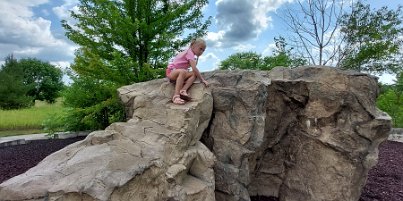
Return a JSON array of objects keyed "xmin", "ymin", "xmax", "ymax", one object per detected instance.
[{"xmin": 0, "ymin": 0, "xmax": 400, "ymax": 84}]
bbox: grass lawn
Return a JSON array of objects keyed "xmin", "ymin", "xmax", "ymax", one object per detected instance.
[{"xmin": 0, "ymin": 100, "xmax": 65, "ymax": 137}]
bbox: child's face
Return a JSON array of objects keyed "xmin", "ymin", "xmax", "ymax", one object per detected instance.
[{"xmin": 192, "ymin": 43, "xmax": 206, "ymax": 56}]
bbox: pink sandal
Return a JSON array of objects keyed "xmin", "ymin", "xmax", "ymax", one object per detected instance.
[
  {"xmin": 172, "ymin": 95, "xmax": 185, "ymax": 105},
  {"xmin": 179, "ymin": 90, "xmax": 191, "ymax": 101}
]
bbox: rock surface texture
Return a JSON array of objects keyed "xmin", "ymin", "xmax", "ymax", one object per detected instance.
[
  {"xmin": 0, "ymin": 66, "xmax": 391, "ymax": 201},
  {"xmin": 202, "ymin": 67, "xmax": 391, "ymax": 201},
  {"xmin": 0, "ymin": 79, "xmax": 215, "ymax": 201}
]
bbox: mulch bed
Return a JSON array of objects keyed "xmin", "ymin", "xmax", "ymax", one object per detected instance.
[
  {"xmin": 0, "ymin": 138, "xmax": 402, "ymax": 201},
  {"xmin": 0, "ymin": 137, "xmax": 86, "ymax": 183}
]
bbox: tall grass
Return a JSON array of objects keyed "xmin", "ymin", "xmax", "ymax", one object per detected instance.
[{"xmin": 0, "ymin": 100, "xmax": 65, "ymax": 137}]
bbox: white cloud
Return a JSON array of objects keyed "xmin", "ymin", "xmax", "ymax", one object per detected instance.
[
  {"xmin": 200, "ymin": 52, "xmax": 219, "ymax": 62},
  {"xmin": 199, "ymin": 52, "xmax": 221, "ymax": 71},
  {"xmin": 50, "ymin": 61, "xmax": 71, "ymax": 71},
  {"xmin": 206, "ymin": 31, "xmax": 225, "ymax": 48},
  {"xmin": 53, "ymin": 0, "xmax": 79, "ymax": 20},
  {"xmin": 0, "ymin": 0, "xmax": 77, "ymax": 63},
  {"xmin": 262, "ymin": 42, "xmax": 277, "ymax": 56},
  {"xmin": 377, "ymin": 73, "xmax": 396, "ymax": 85},
  {"xmin": 0, "ymin": 6, "xmax": 59, "ymax": 47},
  {"xmin": 210, "ymin": 0, "xmax": 293, "ymax": 48},
  {"xmin": 233, "ymin": 43, "xmax": 256, "ymax": 52}
]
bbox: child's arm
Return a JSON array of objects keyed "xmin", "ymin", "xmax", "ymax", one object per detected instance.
[{"xmin": 189, "ymin": 60, "xmax": 208, "ymax": 86}]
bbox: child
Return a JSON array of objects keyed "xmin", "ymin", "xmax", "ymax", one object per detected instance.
[{"xmin": 166, "ymin": 38, "xmax": 209, "ymax": 105}]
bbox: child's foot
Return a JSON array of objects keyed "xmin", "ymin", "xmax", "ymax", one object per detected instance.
[
  {"xmin": 172, "ymin": 95, "xmax": 185, "ymax": 105},
  {"xmin": 179, "ymin": 90, "xmax": 191, "ymax": 101}
]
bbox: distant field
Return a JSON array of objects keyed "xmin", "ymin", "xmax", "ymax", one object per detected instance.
[{"xmin": 0, "ymin": 100, "xmax": 65, "ymax": 137}]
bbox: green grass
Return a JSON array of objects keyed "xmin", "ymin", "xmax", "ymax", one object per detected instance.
[
  {"xmin": 0, "ymin": 129, "xmax": 45, "ymax": 138},
  {"xmin": 0, "ymin": 100, "xmax": 65, "ymax": 137}
]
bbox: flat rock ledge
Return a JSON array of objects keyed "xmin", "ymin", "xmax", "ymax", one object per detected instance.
[{"xmin": 0, "ymin": 66, "xmax": 391, "ymax": 201}]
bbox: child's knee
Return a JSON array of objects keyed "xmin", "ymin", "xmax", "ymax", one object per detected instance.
[{"xmin": 177, "ymin": 70, "xmax": 186, "ymax": 77}]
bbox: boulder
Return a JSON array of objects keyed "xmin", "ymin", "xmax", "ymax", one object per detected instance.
[
  {"xmin": 0, "ymin": 66, "xmax": 391, "ymax": 201},
  {"xmin": 202, "ymin": 66, "xmax": 391, "ymax": 201},
  {"xmin": 0, "ymin": 79, "xmax": 215, "ymax": 201}
]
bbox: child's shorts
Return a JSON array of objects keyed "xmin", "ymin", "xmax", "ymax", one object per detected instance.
[{"xmin": 166, "ymin": 67, "xmax": 176, "ymax": 77}]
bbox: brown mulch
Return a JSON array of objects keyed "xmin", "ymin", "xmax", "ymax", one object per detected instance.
[
  {"xmin": 358, "ymin": 141, "xmax": 403, "ymax": 201},
  {"xmin": 0, "ymin": 137, "xmax": 85, "ymax": 183},
  {"xmin": 0, "ymin": 138, "xmax": 402, "ymax": 201}
]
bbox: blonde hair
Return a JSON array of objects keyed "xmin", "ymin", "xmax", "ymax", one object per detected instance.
[
  {"xmin": 190, "ymin": 38, "xmax": 206, "ymax": 47},
  {"xmin": 190, "ymin": 38, "xmax": 206, "ymax": 65}
]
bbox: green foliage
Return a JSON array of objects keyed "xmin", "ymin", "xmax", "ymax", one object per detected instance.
[
  {"xmin": 220, "ymin": 52, "xmax": 262, "ymax": 70},
  {"xmin": 62, "ymin": 0, "xmax": 211, "ymax": 74},
  {"xmin": 339, "ymin": 1, "xmax": 403, "ymax": 73},
  {"xmin": 59, "ymin": 76, "xmax": 125, "ymax": 131},
  {"xmin": 0, "ymin": 55, "xmax": 64, "ymax": 109},
  {"xmin": 58, "ymin": 0, "xmax": 211, "ymax": 131},
  {"xmin": 0, "ymin": 55, "xmax": 33, "ymax": 109},
  {"xmin": 19, "ymin": 58, "xmax": 64, "ymax": 103},
  {"xmin": 219, "ymin": 37, "xmax": 306, "ymax": 70},
  {"xmin": 261, "ymin": 37, "xmax": 307, "ymax": 70},
  {"xmin": 377, "ymin": 73, "xmax": 403, "ymax": 127}
]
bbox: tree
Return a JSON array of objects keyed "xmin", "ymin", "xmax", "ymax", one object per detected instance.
[
  {"xmin": 339, "ymin": 1, "xmax": 403, "ymax": 74},
  {"xmin": 62, "ymin": 0, "xmax": 211, "ymax": 82},
  {"xmin": 281, "ymin": 0, "xmax": 345, "ymax": 66},
  {"xmin": 57, "ymin": 0, "xmax": 211, "ymax": 131},
  {"xmin": 219, "ymin": 52, "xmax": 262, "ymax": 70},
  {"xmin": 0, "ymin": 56, "xmax": 64, "ymax": 109},
  {"xmin": 60, "ymin": 75, "xmax": 125, "ymax": 131},
  {"xmin": 377, "ymin": 73, "xmax": 403, "ymax": 127},
  {"xmin": 18, "ymin": 58, "xmax": 64, "ymax": 103},
  {"xmin": 219, "ymin": 37, "xmax": 307, "ymax": 71},
  {"xmin": 260, "ymin": 37, "xmax": 307, "ymax": 70},
  {"xmin": 0, "ymin": 55, "xmax": 33, "ymax": 109}
]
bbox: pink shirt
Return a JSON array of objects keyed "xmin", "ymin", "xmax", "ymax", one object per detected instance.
[{"xmin": 167, "ymin": 48, "xmax": 196, "ymax": 70}]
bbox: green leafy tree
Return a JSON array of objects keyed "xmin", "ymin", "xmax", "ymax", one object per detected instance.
[
  {"xmin": 377, "ymin": 73, "xmax": 403, "ymax": 127},
  {"xmin": 62, "ymin": 0, "xmax": 211, "ymax": 80},
  {"xmin": 261, "ymin": 37, "xmax": 307, "ymax": 70},
  {"xmin": 219, "ymin": 37, "xmax": 306, "ymax": 71},
  {"xmin": 0, "ymin": 55, "xmax": 33, "ymax": 109},
  {"xmin": 219, "ymin": 52, "xmax": 262, "ymax": 70},
  {"xmin": 339, "ymin": 1, "xmax": 403, "ymax": 73},
  {"xmin": 57, "ymin": 0, "xmax": 211, "ymax": 131},
  {"xmin": 60, "ymin": 75, "xmax": 125, "ymax": 131},
  {"xmin": 18, "ymin": 58, "xmax": 64, "ymax": 103}
]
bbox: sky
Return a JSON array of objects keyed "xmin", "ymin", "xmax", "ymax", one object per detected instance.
[{"xmin": 0, "ymin": 0, "xmax": 401, "ymax": 84}]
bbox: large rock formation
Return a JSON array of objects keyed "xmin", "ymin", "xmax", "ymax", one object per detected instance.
[
  {"xmin": 202, "ymin": 66, "xmax": 391, "ymax": 201},
  {"xmin": 0, "ymin": 66, "xmax": 391, "ymax": 201},
  {"xmin": 0, "ymin": 79, "xmax": 215, "ymax": 201}
]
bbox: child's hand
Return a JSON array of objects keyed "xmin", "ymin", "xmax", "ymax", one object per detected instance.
[{"xmin": 202, "ymin": 79, "xmax": 209, "ymax": 86}]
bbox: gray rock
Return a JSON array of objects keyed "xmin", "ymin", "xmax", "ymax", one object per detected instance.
[
  {"xmin": 0, "ymin": 79, "xmax": 215, "ymax": 201},
  {"xmin": 202, "ymin": 66, "xmax": 391, "ymax": 201},
  {"xmin": 0, "ymin": 66, "xmax": 391, "ymax": 201}
]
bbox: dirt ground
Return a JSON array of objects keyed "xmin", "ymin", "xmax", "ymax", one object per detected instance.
[{"xmin": 0, "ymin": 138, "xmax": 402, "ymax": 201}]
